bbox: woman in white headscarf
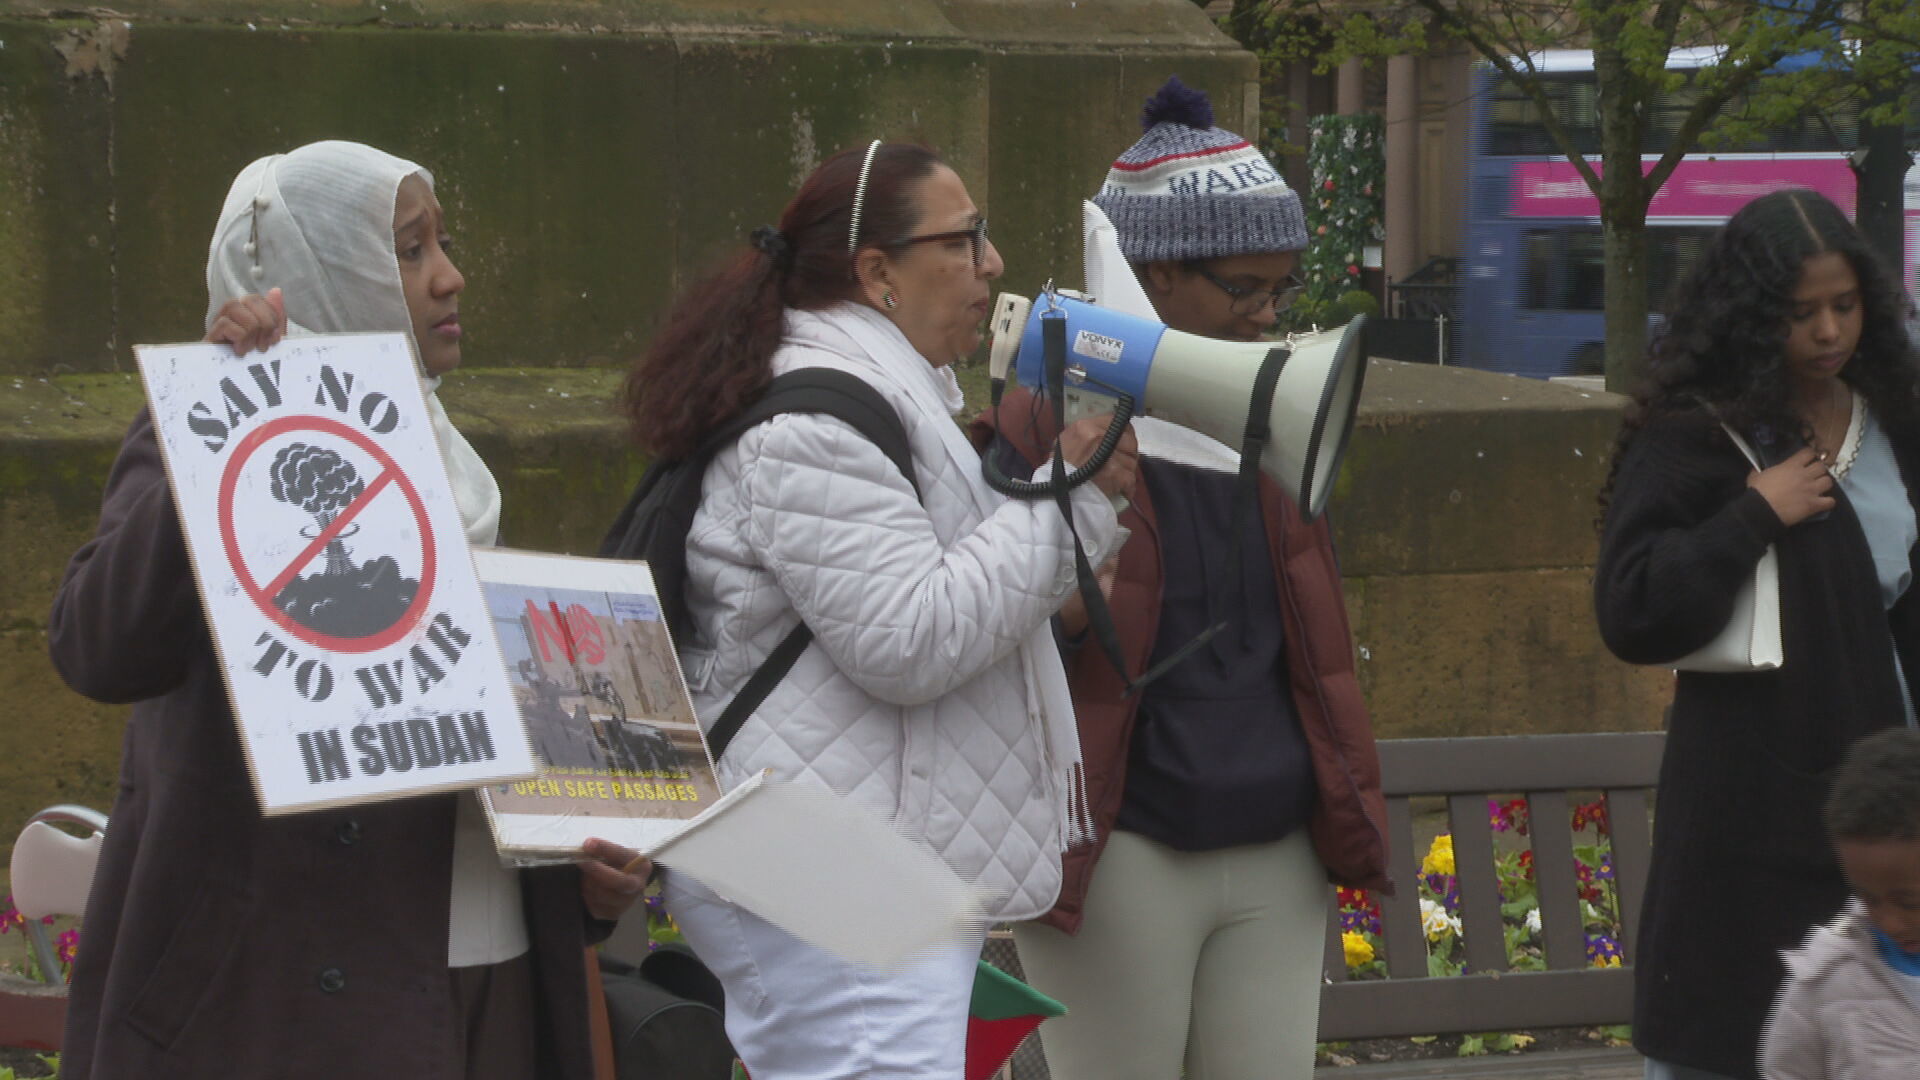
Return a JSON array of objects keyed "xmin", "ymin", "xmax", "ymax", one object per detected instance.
[{"xmin": 49, "ymin": 141, "xmax": 645, "ymax": 1080}]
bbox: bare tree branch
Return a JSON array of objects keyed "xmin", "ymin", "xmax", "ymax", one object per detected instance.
[{"xmin": 1403, "ymin": 0, "xmax": 1604, "ymax": 188}]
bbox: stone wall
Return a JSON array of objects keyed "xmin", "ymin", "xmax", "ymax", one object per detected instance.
[
  {"xmin": 0, "ymin": 0, "xmax": 1669, "ymax": 842},
  {"xmin": 1334, "ymin": 362, "xmax": 1669, "ymax": 737},
  {"xmin": 0, "ymin": 0, "xmax": 1255, "ymax": 377}
]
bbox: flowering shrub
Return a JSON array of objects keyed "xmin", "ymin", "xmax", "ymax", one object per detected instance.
[
  {"xmin": 1288, "ymin": 113, "xmax": 1384, "ymax": 333},
  {"xmin": 641, "ymin": 887, "xmax": 683, "ymax": 951},
  {"xmin": 1336, "ymin": 798, "xmax": 1624, "ymax": 982},
  {"xmin": 1330, "ymin": 798, "xmax": 1626, "ymax": 1055},
  {"xmin": 0, "ymin": 894, "xmax": 72, "ymax": 984}
]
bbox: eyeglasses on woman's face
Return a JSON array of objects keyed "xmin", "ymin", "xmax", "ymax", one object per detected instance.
[
  {"xmin": 1190, "ymin": 262, "xmax": 1307, "ymax": 315},
  {"xmin": 894, "ymin": 218, "xmax": 990, "ymax": 270}
]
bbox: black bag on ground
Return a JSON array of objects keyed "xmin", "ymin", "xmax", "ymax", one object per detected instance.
[
  {"xmin": 598, "ymin": 367, "xmax": 921, "ymax": 759},
  {"xmin": 598, "ymin": 947, "xmax": 734, "ymax": 1080}
]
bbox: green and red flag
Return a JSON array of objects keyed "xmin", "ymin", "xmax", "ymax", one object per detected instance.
[{"xmin": 966, "ymin": 959, "xmax": 1065, "ymax": 1080}]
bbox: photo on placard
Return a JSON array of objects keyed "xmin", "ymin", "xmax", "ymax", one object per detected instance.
[{"xmin": 471, "ymin": 549, "xmax": 724, "ymax": 857}]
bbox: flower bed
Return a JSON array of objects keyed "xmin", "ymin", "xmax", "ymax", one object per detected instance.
[{"xmin": 1329, "ymin": 796, "xmax": 1633, "ymax": 1057}]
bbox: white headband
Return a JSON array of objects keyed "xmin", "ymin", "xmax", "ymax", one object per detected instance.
[{"xmin": 847, "ymin": 139, "xmax": 883, "ymax": 256}]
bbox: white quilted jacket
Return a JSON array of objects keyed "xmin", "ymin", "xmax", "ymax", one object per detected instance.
[{"xmin": 679, "ymin": 303, "xmax": 1120, "ymax": 921}]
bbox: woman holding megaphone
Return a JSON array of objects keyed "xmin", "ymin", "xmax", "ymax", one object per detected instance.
[{"xmin": 619, "ymin": 141, "xmax": 1135, "ymax": 1080}]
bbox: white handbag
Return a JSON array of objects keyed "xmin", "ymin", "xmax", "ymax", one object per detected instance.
[{"xmin": 1670, "ymin": 424, "xmax": 1783, "ymax": 673}]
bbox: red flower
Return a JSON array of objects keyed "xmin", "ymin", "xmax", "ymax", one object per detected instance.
[
  {"xmin": 1506, "ymin": 799, "xmax": 1532, "ymax": 836},
  {"xmin": 1573, "ymin": 800, "xmax": 1610, "ymax": 836},
  {"xmin": 1517, "ymin": 850, "xmax": 1535, "ymax": 880},
  {"xmin": 1346, "ymin": 264, "xmax": 1360, "ymax": 276},
  {"xmin": 1323, "ymin": 179, "xmax": 1335, "ymax": 191}
]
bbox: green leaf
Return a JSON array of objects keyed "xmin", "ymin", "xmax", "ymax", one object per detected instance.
[{"xmin": 1458, "ymin": 1034, "xmax": 1489, "ymax": 1057}]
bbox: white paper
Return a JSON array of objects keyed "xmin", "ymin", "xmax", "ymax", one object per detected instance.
[
  {"xmin": 136, "ymin": 333, "xmax": 536, "ymax": 814},
  {"xmin": 654, "ymin": 775, "xmax": 985, "ymax": 966}
]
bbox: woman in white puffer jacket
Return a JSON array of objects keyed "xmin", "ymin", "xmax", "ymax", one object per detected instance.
[{"xmin": 619, "ymin": 141, "xmax": 1138, "ymax": 1080}]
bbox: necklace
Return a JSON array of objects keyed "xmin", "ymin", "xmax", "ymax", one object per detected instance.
[
  {"xmin": 1827, "ymin": 389, "xmax": 1863, "ymax": 480},
  {"xmin": 1799, "ymin": 379, "xmax": 1855, "ymax": 469}
]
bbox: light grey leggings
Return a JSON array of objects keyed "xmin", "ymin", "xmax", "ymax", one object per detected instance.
[{"xmin": 1012, "ymin": 828, "xmax": 1327, "ymax": 1080}]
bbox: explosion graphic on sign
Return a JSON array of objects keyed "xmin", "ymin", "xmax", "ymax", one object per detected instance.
[{"xmin": 268, "ymin": 441, "xmax": 420, "ymax": 637}]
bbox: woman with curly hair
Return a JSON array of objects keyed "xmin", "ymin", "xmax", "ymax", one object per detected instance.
[{"xmin": 1596, "ymin": 188, "xmax": 1920, "ymax": 1080}]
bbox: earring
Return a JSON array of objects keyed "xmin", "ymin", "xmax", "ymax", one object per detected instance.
[{"xmin": 882, "ymin": 291, "xmax": 897, "ymax": 310}]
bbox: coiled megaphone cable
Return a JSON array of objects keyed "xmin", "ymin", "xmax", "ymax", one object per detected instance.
[{"xmin": 981, "ymin": 306, "xmax": 1136, "ymax": 498}]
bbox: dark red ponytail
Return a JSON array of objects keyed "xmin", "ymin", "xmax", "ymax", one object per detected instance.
[{"xmin": 622, "ymin": 143, "xmax": 942, "ymax": 459}]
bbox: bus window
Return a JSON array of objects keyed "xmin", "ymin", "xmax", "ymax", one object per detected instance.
[
  {"xmin": 1524, "ymin": 230, "xmax": 1558, "ymax": 309},
  {"xmin": 1565, "ymin": 231, "xmax": 1607, "ymax": 310},
  {"xmin": 1483, "ymin": 67, "xmax": 1855, "ymax": 157},
  {"xmin": 1647, "ymin": 228, "xmax": 1715, "ymax": 312},
  {"xmin": 1522, "ymin": 227, "xmax": 1699, "ymax": 311}
]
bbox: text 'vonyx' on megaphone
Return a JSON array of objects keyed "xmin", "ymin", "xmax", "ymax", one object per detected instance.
[{"xmin": 984, "ymin": 288, "xmax": 1369, "ymax": 521}]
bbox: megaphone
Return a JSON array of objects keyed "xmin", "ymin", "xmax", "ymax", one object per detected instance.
[{"xmin": 986, "ymin": 288, "xmax": 1369, "ymax": 521}]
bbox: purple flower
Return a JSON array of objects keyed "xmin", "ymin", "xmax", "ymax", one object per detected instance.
[{"xmin": 1585, "ymin": 933, "xmax": 1625, "ymax": 968}]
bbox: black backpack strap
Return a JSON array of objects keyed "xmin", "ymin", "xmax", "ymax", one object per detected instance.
[
  {"xmin": 751, "ymin": 368, "xmax": 921, "ymax": 499},
  {"xmin": 704, "ymin": 623, "xmax": 812, "ymax": 761},
  {"xmin": 684, "ymin": 369, "xmax": 920, "ymax": 761}
]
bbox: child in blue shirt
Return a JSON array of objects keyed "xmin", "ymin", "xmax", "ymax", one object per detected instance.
[{"xmin": 1761, "ymin": 727, "xmax": 1920, "ymax": 1077}]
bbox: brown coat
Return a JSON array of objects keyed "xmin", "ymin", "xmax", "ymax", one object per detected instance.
[
  {"xmin": 970, "ymin": 391, "xmax": 1390, "ymax": 934},
  {"xmin": 47, "ymin": 411, "xmax": 604, "ymax": 1080}
]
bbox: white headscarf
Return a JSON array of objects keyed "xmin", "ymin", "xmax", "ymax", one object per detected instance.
[{"xmin": 205, "ymin": 141, "xmax": 503, "ymax": 546}]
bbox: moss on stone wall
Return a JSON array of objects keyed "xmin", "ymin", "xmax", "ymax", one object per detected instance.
[
  {"xmin": 0, "ymin": 22, "xmax": 115, "ymax": 377},
  {"xmin": 0, "ymin": 2, "xmax": 1249, "ymax": 378}
]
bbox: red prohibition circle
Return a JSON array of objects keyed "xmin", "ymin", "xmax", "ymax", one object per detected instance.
[{"xmin": 218, "ymin": 413, "xmax": 437, "ymax": 654}]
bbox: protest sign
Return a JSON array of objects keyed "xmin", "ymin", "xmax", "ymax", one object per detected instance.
[
  {"xmin": 471, "ymin": 548, "xmax": 725, "ymax": 857},
  {"xmin": 136, "ymin": 333, "xmax": 535, "ymax": 813},
  {"xmin": 474, "ymin": 548, "xmax": 982, "ymax": 962}
]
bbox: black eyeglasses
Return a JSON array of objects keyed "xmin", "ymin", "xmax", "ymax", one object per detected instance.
[
  {"xmin": 1191, "ymin": 264, "xmax": 1307, "ymax": 315},
  {"xmin": 895, "ymin": 218, "xmax": 990, "ymax": 269}
]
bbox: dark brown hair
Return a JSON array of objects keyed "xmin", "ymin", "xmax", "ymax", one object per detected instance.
[{"xmin": 622, "ymin": 143, "xmax": 943, "ymax": 460}]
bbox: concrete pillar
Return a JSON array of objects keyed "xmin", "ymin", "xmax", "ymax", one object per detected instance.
[
  {"xmin": 1337, "ymin": 57, "xmax": 1365, "ymax": 115},
  {"xmin": 1384, "ymin": 52, "xmax": 1421, "ymax": 289}
]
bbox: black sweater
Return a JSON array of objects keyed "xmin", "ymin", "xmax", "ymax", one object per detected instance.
[{"xmin": 1595, "ymin": 407, "xmax": 1920, "ymax": 1077}]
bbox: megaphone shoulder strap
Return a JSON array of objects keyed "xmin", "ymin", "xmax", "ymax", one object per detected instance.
[{"xmin": 1124, "ymin": 344, "xmax": 1289, "ymax": 693}]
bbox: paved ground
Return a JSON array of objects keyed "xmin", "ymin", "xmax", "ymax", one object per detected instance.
[{"xmin": 1316, "ymin": 1048, "xmax": 1643, "ymax": 1079}]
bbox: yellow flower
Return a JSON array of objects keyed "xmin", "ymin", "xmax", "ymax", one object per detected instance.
[
  {"xmin": 1342, "ymin": 930, "xmax": 1375, "ymax": 969},
  {"xmin": 1590, "ymin": 954, "xmax": 1622, "ymax": 969},
  {"xmin": 1422, "ymin": 834, "xmax": 1456, "ymax": 877}
]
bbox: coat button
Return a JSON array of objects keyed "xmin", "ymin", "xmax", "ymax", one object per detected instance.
[
  {"xmin": 335, "ymin": 820, "xmax": 362, "ymax": 845},
  {"xmin": 318, "ymin": 968, "xmax": 346, "ymax": 993}
]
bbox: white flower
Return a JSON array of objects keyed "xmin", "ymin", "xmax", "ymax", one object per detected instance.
[
  {"xmin": 1524, "ymin": 908, "xmax": 1542, "ymax": 935},
  {"xmin": 1419, "ymin": 897, "xmax": 1463, "ymax": 941}
]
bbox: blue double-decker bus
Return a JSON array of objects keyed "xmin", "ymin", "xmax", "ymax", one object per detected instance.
[{"xmin": 1460, "ymin": 48, "xmax": 1917, "ymax": 378}]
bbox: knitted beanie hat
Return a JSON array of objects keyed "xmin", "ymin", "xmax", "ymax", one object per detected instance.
[{"xmin": 1093, "ymin": 76, "xmax": 1309, "ymax": 263}]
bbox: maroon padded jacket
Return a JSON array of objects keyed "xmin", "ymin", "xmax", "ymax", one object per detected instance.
[{"xmin": 970, "ymin": 390, "xmax": 1391, "ymax": 934}]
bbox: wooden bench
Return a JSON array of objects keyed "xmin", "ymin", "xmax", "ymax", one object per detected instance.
[{"xmin": 1318, "ymin": 732, "xmax": 1664, "ymax": 1039}]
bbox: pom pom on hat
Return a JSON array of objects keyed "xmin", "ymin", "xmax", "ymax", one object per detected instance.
[
  {"xmin": 1141, "ymin": 75, "xmax": 1214, "ymax": 132},
  {"xmin": 1093, "ymin": 75, "xmax": 1308, "ymax": 262}
]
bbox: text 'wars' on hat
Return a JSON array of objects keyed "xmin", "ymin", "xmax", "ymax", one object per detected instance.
[{"xmin": 1093, "ymin": 76, "xmax": 1308, "ymax": 264}]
